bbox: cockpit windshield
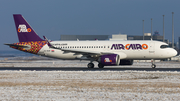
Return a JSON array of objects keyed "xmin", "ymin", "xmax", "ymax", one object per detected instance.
[{"xmin": 160, "ymin": 45, "xmax": 169, "ymax": 49}]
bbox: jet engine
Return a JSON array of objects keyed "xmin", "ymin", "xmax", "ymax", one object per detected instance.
[{"xmin": 99, "ymin": 54, "xmax": 120, "ymax": 66}]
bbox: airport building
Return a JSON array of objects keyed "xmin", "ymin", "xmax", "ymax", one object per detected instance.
[
  {"xmin": 127, "ymin": 31, "xmax": 163, "ymax": 41},
  {"xmin": 60, "ymin": 31, "xmax": 164, "ymax": 41},
  {"xmin": 178, "ymin": 37, "xmax": 180, "ymax": 54},
  {"xmin": 127, "ymin": 35, "xmax": 163, "ymax": 41},
  {"xmin": 109, "ymin": 34, "xmax": 127, "ymax": 40},
  {"xmin": 60, "ymin": 35, "xmax": 109, "ymax": 40},
  {"xmin": 179, "ymin": 37, "xmax": 180, "ymax": 49}
]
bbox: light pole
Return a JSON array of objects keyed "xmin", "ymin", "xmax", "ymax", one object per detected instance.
[
  {"xmin": 151, "ymin": 18, "xmax": 153, "ymax": 40},
  {"xmin": 143, "ymin": 20, "xmax": 144, "ymax": 40},
  {"xmin": 172, "ymin": 12, "xmax": 174, "ymax": 48},
  {"xmin": 163, "ymin": 15, "xmax": 165, "ymax": 42}
]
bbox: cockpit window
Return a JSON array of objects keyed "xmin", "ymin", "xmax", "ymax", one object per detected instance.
[{"xmin": 160, "ymin": 45, "xmax": 169, "ymax": 49}]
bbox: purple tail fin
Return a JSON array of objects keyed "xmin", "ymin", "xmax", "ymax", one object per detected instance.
[{"xmin": 13, "ymin": 14, "xmax": 44, "ymax": 42}]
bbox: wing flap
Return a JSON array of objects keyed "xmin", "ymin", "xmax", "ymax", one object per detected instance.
[{"xmin": 61, "ymin": 48, "xmax": 101, "ymax": 55}]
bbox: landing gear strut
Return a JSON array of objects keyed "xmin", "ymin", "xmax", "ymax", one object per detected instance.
[
  {"xmin": 87, "ymin": 63, "xmax": 94, "ymax": 68},
  {"xmin": 151, "ymin": 59, "xmax": 156, "ymax": 68}
]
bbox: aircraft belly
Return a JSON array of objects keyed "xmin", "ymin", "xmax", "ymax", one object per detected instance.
[
  {"xmin": 123, "ymin": 50, "xmax": 146, "ymax": 59},
  {"xmin": 38, "ymin": 46, "xmax": 77, "ymax": 59}
]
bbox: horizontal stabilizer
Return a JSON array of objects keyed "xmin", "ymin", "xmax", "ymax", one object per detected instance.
[{"xmin": 4, "ymin": 43, "xmax": 31, "ymax": 50}]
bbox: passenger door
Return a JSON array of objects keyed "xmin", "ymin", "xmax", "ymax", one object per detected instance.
[{"xmin": 149, "ymin": 43, "xmax": 155, "ymax": 55}]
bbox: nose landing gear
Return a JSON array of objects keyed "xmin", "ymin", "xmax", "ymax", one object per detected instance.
[
  {"xmin": 151, "ymin": 64, "xmax": 156, "ymax": 68},
  {"xmin": 151, "ymin": 59, "xmax": 156, "ymax": 68}
]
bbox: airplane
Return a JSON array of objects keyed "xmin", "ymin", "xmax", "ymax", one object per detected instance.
[{"xmin": 5, "ymin": 14, "xmax": 177, "ymax": 68}]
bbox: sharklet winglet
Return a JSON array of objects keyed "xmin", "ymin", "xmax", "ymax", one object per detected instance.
[{"xmin": 43, "ymin": 36, "xmax": 60, "ymax": 49}]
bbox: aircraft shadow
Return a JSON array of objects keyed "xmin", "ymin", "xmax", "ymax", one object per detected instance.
[{"xmin": 0, "ymin": 67, "xmax": 180, "ymax": 71}]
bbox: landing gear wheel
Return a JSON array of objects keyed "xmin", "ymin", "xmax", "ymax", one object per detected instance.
[
  {"xmin": 98, "ymin": 63, "xmax": 104, "ymax": 68},
  {"xmin": 151, "ymin": 64, "xmax": 156, "ymax": 68},
  {"xmin": 151, "ymin": 59, "xmax": 156, "ymax": 68},
  {"xmin": 87, "ymin": 63, "xmax": 94, "ymax": 68}
]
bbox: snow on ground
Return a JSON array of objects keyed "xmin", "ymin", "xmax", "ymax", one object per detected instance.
[
  {"xmin": 0, "ymin": 70, "xmax": 180, "ymax": 100},
  {"xmin": 0, "ymin": 57, "xmax": 180, "ymax": 68},
  {"xmin": 0, "ymin": 58, "xmax": 180, "ymax": 100}
]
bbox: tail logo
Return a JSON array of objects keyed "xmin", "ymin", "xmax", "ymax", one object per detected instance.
[{"xmin": 18, "ymin": 24, "xmax": 31, "ymax": 33}]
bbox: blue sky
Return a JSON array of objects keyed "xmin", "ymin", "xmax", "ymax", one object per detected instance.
[{"xmin": 0, "ymin": 0, "xmax": 180, "ymax": 50}]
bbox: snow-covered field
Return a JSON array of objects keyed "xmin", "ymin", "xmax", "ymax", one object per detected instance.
[
  {"xmin": 0, "ymin": 57, "xmax": 179, "ymax": 68},
  {"xmin": 0, "ymin": 58, "xmax": 180, "ymax": 100}
]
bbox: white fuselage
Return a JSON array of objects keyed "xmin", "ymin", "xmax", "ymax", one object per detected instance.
[{"xmin": 38, "ymin": 40, "xmax": 177, "ymax": 60}]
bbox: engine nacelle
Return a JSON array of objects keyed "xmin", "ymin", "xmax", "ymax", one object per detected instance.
[
  {"xmin": 119, "ymin": 59, "xmax": 133, "ymax": 65},
  {"xmin": 99, "ymin": 54, "xmax": 120, "ymax": 66}
]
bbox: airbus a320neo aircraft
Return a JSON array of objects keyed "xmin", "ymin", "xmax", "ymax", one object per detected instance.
[{"xmin": 5, "ymin": 14, "xmax": 177, "ymax": 68}]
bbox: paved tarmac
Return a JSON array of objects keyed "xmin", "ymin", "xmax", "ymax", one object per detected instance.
[{"xmin": 0, "ymin": 67, "xmax": 180, "ymax": 71}]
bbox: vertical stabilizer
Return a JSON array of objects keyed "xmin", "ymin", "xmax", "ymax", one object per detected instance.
[{"xmin": 13, "ymin": 14, "xmax": 44, "ymax": 42}]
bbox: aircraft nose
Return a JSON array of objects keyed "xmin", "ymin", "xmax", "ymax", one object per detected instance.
[{"xmin": 171, "ymin": 49, "xmax": 178, "ymax": 57}]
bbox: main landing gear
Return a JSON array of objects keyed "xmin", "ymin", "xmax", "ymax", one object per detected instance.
[
  {"xmin": 151, "ymin": 59, "xmax": 156, "ymax": 68},
  {"xmin": 87, "ymin": 62, "xmax": 104, "ymax": 68},
  {"xmin": 87, "ymin": 63, "xmax": 94, "ymax": 68},
  {"xmin": 98, "ymin": 63, "xmax": 104, "ymax": 68}
]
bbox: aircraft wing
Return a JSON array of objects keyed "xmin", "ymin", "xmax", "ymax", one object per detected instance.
[
  {"xmin": 61, "ymin": 48, "xmax": 113, "ymax": 55},
  {"xmin": 61, "ymin": 48, "xmax": 127, "ymax": 59}
]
